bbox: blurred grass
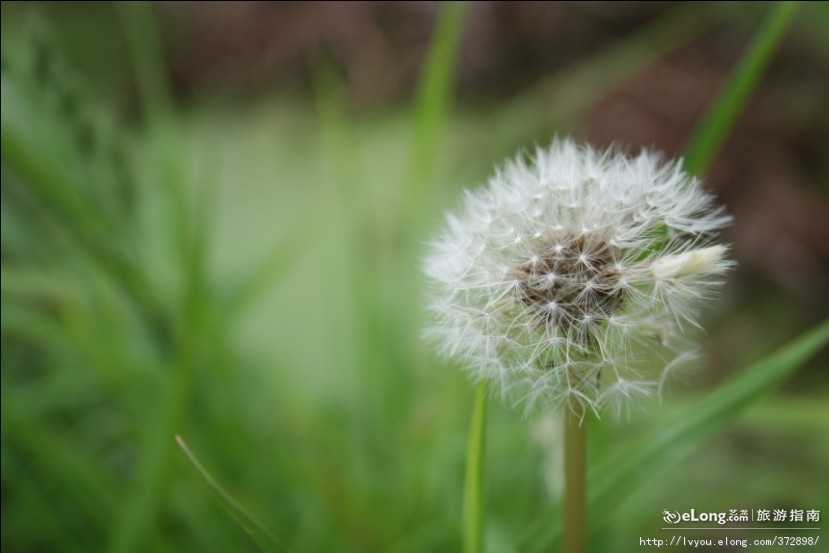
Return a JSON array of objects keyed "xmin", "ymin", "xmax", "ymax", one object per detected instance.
[
  {"xmin": 108, "ymin": 4, "xmax": 189, "ymax": 553},
  {"xmin": 1, "ymin": 3, "xmax": 826, "ymax": 553}
]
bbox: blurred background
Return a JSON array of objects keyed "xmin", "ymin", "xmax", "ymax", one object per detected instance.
[{"xmin": 2, "ymin": 2, "xmax": 827, "ymax": 552}]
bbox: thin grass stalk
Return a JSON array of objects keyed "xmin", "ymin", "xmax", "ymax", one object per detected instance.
[
  {"xmin": 463, "ymin": 381, "xmax": 489, "ymax": 553},
  {"xmin": 683, "ymin": 1, "xmax": 800, "ymax": 175}
]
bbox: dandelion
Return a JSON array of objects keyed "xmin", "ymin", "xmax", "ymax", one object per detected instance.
[
  {"xmin": 425, "ymin": 138, "xmax": 733, "ymax": 553},
  {"xmin": 424, "ymin": 138, "xmax": 732, "ymax": 414}
]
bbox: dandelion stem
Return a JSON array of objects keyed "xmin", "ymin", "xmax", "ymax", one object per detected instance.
[
  {"xmin": 463, "ymin": 381, "xmax": 489, "ymax": 553},
  {"xmin": 563, "ymin": 402, "xmax": 587, "ymax": 553}
]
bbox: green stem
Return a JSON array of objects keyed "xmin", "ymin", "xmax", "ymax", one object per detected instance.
[
  {"xmin": 463, "ymin": 381, "xmax": 489, "ymax": 553},
  {"xmin": 563, "ymin": 403, "xmax": 587, "ymax": 553}
]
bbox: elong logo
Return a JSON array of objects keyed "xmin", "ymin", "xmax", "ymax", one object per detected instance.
[
  {"xmin": 663, "ymin": 509, "xmax": 729, "ymax": 525},
  {"xmin": 663, "ymin": 510, "xmax": 681, "ymax": 524}
]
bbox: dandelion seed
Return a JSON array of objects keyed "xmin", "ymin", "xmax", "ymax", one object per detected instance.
[
  {"xmin": 424, "ymin": 138, "xmax": 733, "ymax": 413},
  {"xmin": 651, "ymin": 245, "xmax": 730, "ymax": 280}
]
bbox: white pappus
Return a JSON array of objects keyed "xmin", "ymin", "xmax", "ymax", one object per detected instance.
[{"xmin": 423, "ymin": 138, "xmax": 734, "ymax": 415}]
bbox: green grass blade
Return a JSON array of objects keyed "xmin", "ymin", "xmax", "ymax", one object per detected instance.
[
  {"xmin": 408, "ymin": 2, "xmax": 467, "ymax": 214},
  {"xmin": 527, "ymin": 319, "xmax": 829, "ymax": 553},
  {"xmin": 176, "ymin": 436, "xmax": 287, "ymax": 553},
  {"xmin": 463, "ymin": 382, "xmax": 489, "ymax": 553},
  {"xmin": 116, "ymin": 2, "xmax": 173, "ymax": 125},
  {"xmin": 683, "ymin": 1, "xmax": 799, "ymax": 175},
  {"xmin": 589, "ymin": 319, "xmax": 829, "ymax": 515}
]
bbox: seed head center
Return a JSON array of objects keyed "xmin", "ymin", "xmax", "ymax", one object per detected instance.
[{"xmin": 513, "ymin": 235, "xmax": 625, "ymax": 334}]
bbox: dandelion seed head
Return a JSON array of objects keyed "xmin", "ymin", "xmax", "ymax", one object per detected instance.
[{"xmin": 423, "ymin": 138, "xmax": 733, "ymax": 413}]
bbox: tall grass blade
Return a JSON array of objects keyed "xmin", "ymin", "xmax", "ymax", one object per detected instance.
[
  {"xmin": 683, "ymin": 1, "xmax": 799, "ymax": 175},
  {"xmin": 176, "ymin": 436, "xmax": 287, "ymax": 553},
  {"xmin": 408, "ymin": 2, "xmax": 467, "ymax": 216}
]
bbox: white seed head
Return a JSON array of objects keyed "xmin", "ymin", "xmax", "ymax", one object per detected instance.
[{"xmin": 423, "ymin": 138, "xmax": 734, "ymax": 414}]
